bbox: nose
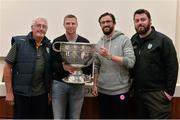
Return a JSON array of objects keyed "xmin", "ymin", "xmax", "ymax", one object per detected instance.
[{"xmin": 104, "ymin": 22, "xmax": 109, "ymax": 26}]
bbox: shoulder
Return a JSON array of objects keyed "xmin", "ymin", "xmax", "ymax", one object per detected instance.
[
  {"xmin": 77, "ymin": 35, "xmax": 89, "ymax": 43},
  {"xmin": 43, "ymin": 36, "xmax": 51, "ymax": 47},
  {"xmin": 154, "ymin": 31, "xmax": 173, "ymax": 46},
  {"xmin": 11, "ymin": 35, "xmax": 28, "ymax": 45},
  {"xmin": 156, "ymin": 31, "xmax": 171, "ymax": 40},
  {"xmin": 116, "ymin": 34, "xmax": 131, "ymax": 45},
  {"xmin": 53, "ymin": 34, "xmax": 67, "ymax": 43},
  {"xmin": 130, "ymin": 33, "xmax": 139, "ymax": 42}
]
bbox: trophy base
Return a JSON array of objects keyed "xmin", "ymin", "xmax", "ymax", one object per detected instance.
[
  {"xmin": 62, "ymin": 76, "xmax": 85, "ymax": 84},
  {"xmin": 62, "ymin": 71, "xmax": 92, "ymax": 84},
  {"xmin": 62, "ymin": 71, "xmax": 85, "ymax": 84}
]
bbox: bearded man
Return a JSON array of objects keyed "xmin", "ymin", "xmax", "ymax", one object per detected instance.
[
  {"xmin": 131, "ymin": 9, "xmax": 178, "ymax": 119},
  {"xmin": 92, "ymin": 12, "xmax": 135, "ymax": 119}
]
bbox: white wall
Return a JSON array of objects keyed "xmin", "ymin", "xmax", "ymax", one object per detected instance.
[
  {"xmin": 0, "ymin": 0, "xmax": 177, "ymax": 56},
  {"xmin": 175, "ymin": 0, "xmax": 180, "ymax": 84}
]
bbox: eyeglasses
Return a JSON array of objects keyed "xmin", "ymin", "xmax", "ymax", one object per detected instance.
[{"xmin": 34, "ymin": 24, "xmax": 47, "ymax": 29}]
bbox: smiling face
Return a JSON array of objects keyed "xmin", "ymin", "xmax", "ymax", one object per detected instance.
[
  {"xmin": 99, "ymin": 15, "xmax": 115, "ymax": 36},
  {"xmin": 63, "ymin": 17, "xmax": 78, "ymax": 35},
  {"xmin": 31, "ymin": 17, "xmax": 48, "ymax": 41},
  {"xmin": 134, "ymin": 13, "xmax": 151, "ymax": 35}
]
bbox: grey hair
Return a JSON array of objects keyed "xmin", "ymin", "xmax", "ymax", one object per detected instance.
[{"xmin": 31, "ymin": 17, "xmax": 48, "ymax": 27}]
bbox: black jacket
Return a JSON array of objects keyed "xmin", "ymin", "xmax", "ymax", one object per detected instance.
[
  {"xmin": 51, "ymin": 34, "xmax": 92, "ymax": 82},
  {"xmin": 131, "ymin": 27, "xmax": 178, "ymax": 96}
]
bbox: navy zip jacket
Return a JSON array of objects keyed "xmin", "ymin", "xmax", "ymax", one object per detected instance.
[{"xmin": 10, "ymin": 32, "xmax": 51, "ymax": 96}]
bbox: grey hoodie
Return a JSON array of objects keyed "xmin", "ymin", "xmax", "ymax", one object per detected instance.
[{"xmin": 95, "ymin": 30, "xmax": 135, "ymax": 95}]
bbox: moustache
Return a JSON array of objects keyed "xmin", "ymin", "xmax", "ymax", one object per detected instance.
[
  {"xmin": 103, "ymin": 26, "xmax": 110, "ymax": 29},
  {"xmin": 138, "ymin": 24, "xmax": 144, "ymax": 28}
]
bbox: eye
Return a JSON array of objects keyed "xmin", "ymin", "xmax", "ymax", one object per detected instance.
[
  {"xmin": 100, "ymin": 20, "xmax": 112, "ymax": 24},
  {"xmin": 35, "ymin": 24, "xmax": 47, "ymax": 29}
]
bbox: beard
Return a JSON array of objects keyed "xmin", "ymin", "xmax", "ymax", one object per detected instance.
[
  {"xmin": 102, "ymin": 26, "xmax": 114, "ymax": 35},
  {"xmin": 135, "ymin": 22, "xmax": 151, "ymax": 35}
]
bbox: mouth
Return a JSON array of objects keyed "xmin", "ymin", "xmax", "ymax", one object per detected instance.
[
  {"xmin": 138, "ymin": 26, "xmax": 145, "ymax": 30},
  {"xmin": 103, "ymin": 27, "xmax": 110, "ymax": 31}
]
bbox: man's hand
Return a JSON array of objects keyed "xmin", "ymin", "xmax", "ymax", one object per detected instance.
[
  {"xmin": 92, "ymin": 85, "xmax": 98, "ymax": 96},
  {"xmin": 63, "ymin": 63, "xmax": 78, "ymax": 74},
  {"xmin": 99, "ymin": 47, "xmax": 111, "ymax": 58},
  {"xmin": 5, "ymin": 92, "xmax": 14, "ymax": 106},
  {"xmin": 164, "ymin": 91, "xmax": 173, "ymax": 101}
]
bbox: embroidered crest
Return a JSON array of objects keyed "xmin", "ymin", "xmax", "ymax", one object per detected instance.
[
  {"xmin": 147, "ymin": 43, "xmax": 152, "ymax": 49},
  {"xmin": 133, "ymin": 45, "xmax": 137, "ymax": 49},
  {"xmin": 46, "ymin": 47, "xmax": 50, "ymax": 53}
]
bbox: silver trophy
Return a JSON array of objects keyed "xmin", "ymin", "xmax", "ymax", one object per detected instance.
[{"xmin": 52, "ymin": 42, "xmax": 96, "ymax": 84}]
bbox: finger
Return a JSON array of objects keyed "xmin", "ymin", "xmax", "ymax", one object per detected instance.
[
  {"xmin": 7, "ymin": 101, "xmax": 14, "ymax": 106},
  {"xmin": 10, "ymin": 101, "xmax": 14, "ymax": 106}
]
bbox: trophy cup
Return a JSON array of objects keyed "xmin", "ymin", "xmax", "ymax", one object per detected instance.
[{"xmin": 52, "ymin": 42, "xmax": 96, "ymax": 84}]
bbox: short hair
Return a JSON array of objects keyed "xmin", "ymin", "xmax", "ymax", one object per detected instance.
[
  {"xmin": 98, "ymin": 12, "xmax": 116, "ymax": 24},
  {"xmin": 64, "ymin": 14, "xmax": 77, "ymax": 23},
  {"xmin": 133, "ymin": 9, "xmax": 151, "ymax": 20},
  {"xmin": 31, "ymin": 17, "xmax": 48, "ymax": 27}
]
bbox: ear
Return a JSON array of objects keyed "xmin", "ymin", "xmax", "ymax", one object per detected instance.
[{"xmin": 31, "ymin": 25, "xmax": 33, "ymax": 30}]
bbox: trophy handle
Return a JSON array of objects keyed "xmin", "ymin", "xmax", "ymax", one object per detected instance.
[{"xmin": 52, "ymin": 41, "xmax": 62, "ymax": 52}]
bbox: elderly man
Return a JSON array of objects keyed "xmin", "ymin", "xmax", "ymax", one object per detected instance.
[{"xmin": 3, "ymin": 17, "xmax": 51, "ymax": 119}]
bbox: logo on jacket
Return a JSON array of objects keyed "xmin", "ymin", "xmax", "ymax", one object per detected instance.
[
  {"xmin": 133, "ymin": 45, "xmax": 137, "ymax": 49},
  {"xmin": 46, "ymin": 47, "xmax": 50, "ymax": 53},
  {"xmin": 147, "ymin": 43, "xmax": 153, "ymax": 49}
]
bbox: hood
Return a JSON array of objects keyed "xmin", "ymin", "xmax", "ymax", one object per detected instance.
[
  {"xmin": 97, "ymin": 30, "xmax": 124, "ymax": 54},
  {"xmin": 100, "ymin": 30, "xmax": 124, "ymax": 41}
]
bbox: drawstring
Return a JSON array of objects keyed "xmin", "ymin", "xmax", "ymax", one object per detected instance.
[{"xmin": 102, "ymin": 37, "xmax": 112, "ymax": 54}]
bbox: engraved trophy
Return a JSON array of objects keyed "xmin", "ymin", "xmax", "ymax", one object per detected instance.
[{"xmin": 52, "ymin": 42, "xmax": 96, "ymax": 84}]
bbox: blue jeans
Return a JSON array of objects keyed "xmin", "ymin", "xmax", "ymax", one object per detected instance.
[{"xmin": 52, "ymin": 80, "xmax": 85, "ymax": 119}]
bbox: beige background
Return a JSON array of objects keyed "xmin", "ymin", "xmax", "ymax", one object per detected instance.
[{"xmin": 0, "ymin": 0, "xmax": 179, "ymax": 85}]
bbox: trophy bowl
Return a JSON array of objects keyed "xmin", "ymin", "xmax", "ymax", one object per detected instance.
[{"xmin": 52, "ymin": 42, "xmax": 96, "ymax": 84}]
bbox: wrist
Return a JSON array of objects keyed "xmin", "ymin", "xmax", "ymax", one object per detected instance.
[{"xmin": 106, "ymin": 54, "xmax": 112, "ymax": 60}]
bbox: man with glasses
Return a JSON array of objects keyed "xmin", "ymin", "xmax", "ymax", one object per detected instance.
[
  {"xmin": 3, "ymin": 17, "xmax": 51, "ymax": 119},
  {"xmin": 92, "ymin": 12, "xmax": 135, "ymax": 119}
]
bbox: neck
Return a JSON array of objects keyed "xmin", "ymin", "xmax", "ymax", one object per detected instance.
[
  {"xmin": 35, "ymin": 38, "xmax": 43, "ymax": 48},
  {"xmin": 105, "ymin": 30, "xmax": 114, "ymax": 39},
  {"xmin": 65, "ymin": 33, "xmax": 77, "ymax": 42},
  {"xmin": 139, "ymin": 27, "xmax": 152, "ymax": 38}
]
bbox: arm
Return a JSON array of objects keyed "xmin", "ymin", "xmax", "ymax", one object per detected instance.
[
  {"xmin": 99, "ymin": 38, "xmax": 135, "ymax": 68},
  {"xmin": 162, "ymin": 37, "xmax": 178, "ymax": 98},
  {"xmin": 3, "ymin": 41, "xmax": 17, "ymax": 106},
  {"xmin": 62, "ymin": 63, "xmax": 78, "ymax": 74},
  {"xmin": 99, "ymin": 47, "xmax": 124, "ymax": 65},
  {"xmin": 3, "ymin": 62, "xmax": 14, "ymax": 106},
  {"xmin": 92, "ymin": 73, "xmax": 99, "ymax": 96},
  {"xmin": 92, "ymin": 55, "xmax": 100, "ymax": 96}
]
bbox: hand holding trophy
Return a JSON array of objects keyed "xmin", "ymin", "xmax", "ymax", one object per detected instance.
[{"xmin": 52, "ymin": 41, "xmax": 96, "ymax": 84}]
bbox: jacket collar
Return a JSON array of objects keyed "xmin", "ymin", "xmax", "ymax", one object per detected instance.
[
  {"xmin": 132, "ymin": 26, "xmax": 156, "ymax": 45},
  {"xmin": 27, "ymin": 32, "xmax": 50, "ymax": 47}
]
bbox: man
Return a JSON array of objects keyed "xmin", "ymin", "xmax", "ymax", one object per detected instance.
[
  {"xmin": 131, "ymin": 9, "xmax": 178, "ymax": 119},
  {"xmin": 92, "ymin": 12, "xmax": 135, "ymax": 119},
  {"xmin": 3, "ymin": 17, "xmax": 51, "ymax": 118},
  {"xmin": 51, "ymin": 14, "xmax": 92, "ymax": 119}
]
